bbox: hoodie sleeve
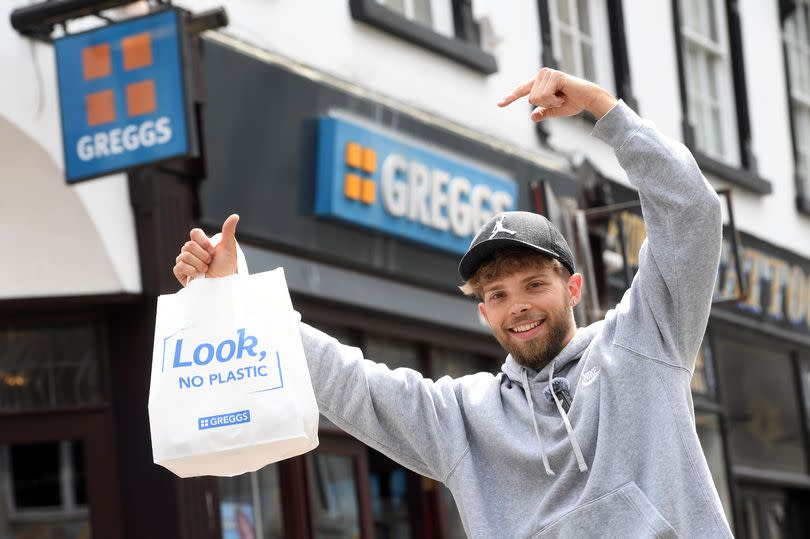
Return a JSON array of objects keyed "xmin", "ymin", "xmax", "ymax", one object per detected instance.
[
  {"xmin": 297, "ymin": 322, "xmax": 470, "ymax": 481},
  {"xmin": 590, "ymin": 101, "xmax": 722, "ymax": 370}
]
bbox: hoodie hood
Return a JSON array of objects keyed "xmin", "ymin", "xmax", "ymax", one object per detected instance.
[{"xmin": 501, "ymin": 320, "xmax": 604, "ymax": 384}]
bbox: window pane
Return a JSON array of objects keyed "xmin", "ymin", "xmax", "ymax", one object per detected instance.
[
  {"xmin": 309, "ymin": 453, "xmax": 361, "ymax": 539},
  {"xmin": 368, "ymin": 448, "xmax": 412, "ymax": 538},
  {"xmin": 581, "ymin": 42, "xmax": 595, "ymax": 82},
  {"xmin": 556, "ymin": 0, "xmax": 570, "ymax": 25},
  {"xmin": 381, "ymin": 0, "xmax": 405, "ymax": 17},
  {"xmin": 706, "ymin": 0, "xmax": 719, "ymax": 42},
  {"xmin": 715, "ymin": 338, "xmax": 806, "ymax": 473},
  {"xmin": 691, "ymin": 338, "xmax": 717, "ymax": 398},
  {"xmin": 219, "ymin": 473, "xmax": 256, "ymax": 539},
  {"xmin": 431, "ymin": 347, "xmax": 497, "ymax": 378},
  {"xmin": 364, "ymin": 335, "xmax": 422, "ymax": 371},
  {"xmin": 258, "ymin": 465, "xmax": 284, "ymax": 539},
  {"xmin": 695, "ymin": 413, "xmax": 734, "ymax": 530},
  {"xmin": 71, "ymin": 441, "xmax": 87, "ymax": 506},
  {"xmin": 9, "ymin": 442, "xmax": 61, "ymax": 508},
  {"xmin": 576, "ymin": 0, "xmax": 591, "ymax": 36},
  {"xmin": 412, "ymin": 0, "xmax": 433, "ymax": 27},
  {"xmin": 559, "ymin": 30, "xmax": 576, "ymax": 75},
  {"xmin": 0, "ymin": 325, "xmax": 102, "ymax": 410}
]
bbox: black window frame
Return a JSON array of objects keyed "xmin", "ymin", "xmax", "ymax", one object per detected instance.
[
  {"xmin": 534, "ymin": 0, "xmax": 638, "ymax": 141},
  {"xmin": 671, "ymin": 0, "xmax": 772, "ymax": 194},
  {"xmin": 779, "ymin": 0, "xmax": 810, "ymax": 215},
  {"xmin": 349, "ymin": 0, "xmax": 497, "ymax": 74}
]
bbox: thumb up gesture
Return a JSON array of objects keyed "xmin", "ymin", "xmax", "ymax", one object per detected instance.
[{"xmin": 173, "ymin": 214, "xmax": 240, "ymax": 287}]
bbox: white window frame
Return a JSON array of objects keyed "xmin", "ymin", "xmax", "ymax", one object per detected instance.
[
  {"xmin": 377, "ymin": 0, "xmax": 455, "ymax": 38},
  {"xmin": 785, "ymin": 0, "xmax": 810, "ymax": 191},
  {"xmin": 678, "ymin": 0, "xmax": 740, "ymax": 165},
  {"xmin": 548, "ymin": 0, "xmax": 615, "ymax": 93},
  {"xmin": 3, "ymin": 441, "xmax": 88, "ymax": 522}
]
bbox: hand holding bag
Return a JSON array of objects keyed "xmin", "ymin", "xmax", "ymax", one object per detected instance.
[{"xmin": 149, "ymin": 238, "xmax": 319, "ymax": 477}]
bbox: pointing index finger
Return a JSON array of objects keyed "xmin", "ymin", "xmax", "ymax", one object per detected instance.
[{"xmin": 497, "ymin": 77, "xmax": 535, "ymax": 107}]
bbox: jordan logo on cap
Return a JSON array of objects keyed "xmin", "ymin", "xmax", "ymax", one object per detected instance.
[{"xmin": 489, "ymin": 215, "xmax": 517, "ymax": 239}]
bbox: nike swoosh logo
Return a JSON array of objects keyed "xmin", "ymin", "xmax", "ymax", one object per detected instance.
[{"xmin": 581, "ymin": 367, "xmax": 601, "ymax": 387}]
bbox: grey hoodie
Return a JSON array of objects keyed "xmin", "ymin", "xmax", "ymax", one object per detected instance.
[{"xmin": 298, "ymin": 101, "xmax": 732, "ymax": 538}]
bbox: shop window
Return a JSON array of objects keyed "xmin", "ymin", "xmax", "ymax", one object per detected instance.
[
  {"xmin": 364, "ymin": 335, "xmax": 423, "ymax": 372},
  {"xmin": 430, "ymin": 347, "xmax": 497, "ymax": 378},
  {"xmin": 349, "ymin": 0, "xmax": 497, "ymax": 74},
  {"xmin": 548, "ymin": 0, "xmax": 613, "ymax": 91},
  {"xmin": 715, "ymin": 336, "xmax": 806, "ymax": 474},
  {"xmin": 368, "ymin": 448, "xmax": 414, "ymax": 538},
  {"xmin": 0, "ymin": 324, "xmax": 102, "ymax": 410},
  {"xmin": 219, "ymin": 464, "xmax": 284, "ymax": 539},
  {"xmin": 691, "ymin": 337, "xmax": 718, "ymax": 399},
  {"xmin": 782, "ymin": 0, "xmax": 810, "ymax": 214},
  {"xmin": 309, "ymin": 452, "xmax": 363, "ymax": 538},
  {"xmin": 0, "ymin": 440, "xmax": 90, "ymax": 539},
  {"xmin": 672, "ymin": 0, "xmax": 771, "ymax": 193},
  {"xmin": 695, "ymin": 413, "xmax": 734, "ymax": 530}
]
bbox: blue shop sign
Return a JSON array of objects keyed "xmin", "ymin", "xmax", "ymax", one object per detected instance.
[
  {"xmin": 315, "ymin": 116, "xmax": 517, "ymax": 254},
  {"xmin": 54, "ymin": 9, "xmax": 196, "ymax": 183}
]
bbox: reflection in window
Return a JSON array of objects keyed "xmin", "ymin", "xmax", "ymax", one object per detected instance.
[
  {"xmin": 691, "ymin": 338, "xmax": 717, "ymax": 398},
  {"xmin": 715, "ymin": 337, "xmax": 806, "ymax": 473},
  {"xmin": 376, "ymin": 0, "xmax": 454, "ymax": 37},
  {"xmin": 368, "ymin": 448, "xmax": 412, "ymax": 539},
  {"xmin": 219, "ymin": 464, "xmax": 283, "ymax": 539},
  {"xmin": 0, "ymin": 441, "xmax": 91, "ymax": 539},
  {"xmin": 431, "ymin": 347, "xmax": 496, "ymax": 379},
  {"xmin": 309, "ymin": 453, "xmax": 361, "ymax": 539},
  {"xmin": 695, "ymin": 413, "xmax": 733, "ymax": 530},
  {"xmin": 364, "ymin": 335, "xmax": 422, "ymax": 372},
  {"xmin": 0, "ymin": 325, "xmax": 102, "ymax": 410}
]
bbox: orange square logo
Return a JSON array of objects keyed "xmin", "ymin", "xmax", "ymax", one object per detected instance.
[
  {"xmin": 82, "ymin": 44, "xmax": 111, "ymax": 80},
  {"xmin": 122, "ymin": 32, "xmax": 153, "ymax": 71},
  {"xmin": 126, "ymin": 80, "xmax": 157, "ymax": 117},
  {"xmin": 344, "ymin": 174, "xmax": 361, "ymax": 200},
  {"xmin": 361, "ymin": 179, "xmax": 376, "ymax": 204},
  {"xmin": 86, "ymin": 89, "xmax": 116, "ymax": 126},
  {"xmin": 346, "ymin": 142, "xmax": 362, "ymax": 169},
  {"xmin": 361, "ymin": 148, "xmax": 376, "ymax": 174}
]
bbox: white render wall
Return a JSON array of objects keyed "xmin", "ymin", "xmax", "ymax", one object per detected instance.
[
  {"xmin": 1, "ymin": 0, "xmax": 806, "ymax": 299},
  {"xmin": 0, "ymin": 0, "xmax": 142, "ymax": 297},
  {"xmin": 180, "ymin": 0, "xmax": 810, "ymax": 258}
]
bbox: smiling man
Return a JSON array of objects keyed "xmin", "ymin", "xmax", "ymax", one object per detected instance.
[{"xmin": 173, "ymin": 68, "xmax": 733, "ymax": 538}]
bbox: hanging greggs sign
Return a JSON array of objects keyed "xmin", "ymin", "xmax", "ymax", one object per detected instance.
[
  {"xmin": 315, "ymin": 115, "xmax": 517, "ymax": 254},
  {"xmin": 54, "ymin": 9, "xmax": 196, "ymax": 183}
]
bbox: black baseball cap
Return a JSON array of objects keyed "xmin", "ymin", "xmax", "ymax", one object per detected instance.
[{"xmin": 458, "ymin": 211, "xmax": 576, "ymax": 281}]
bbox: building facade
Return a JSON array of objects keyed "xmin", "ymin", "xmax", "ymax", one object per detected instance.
[{"xmin": 2, "ymin": 0, "xmax": 810, "ymax": 538}]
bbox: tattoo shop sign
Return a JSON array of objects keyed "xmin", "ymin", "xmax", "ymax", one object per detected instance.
[{"xmin": 607, "ymin": 211, "xmax": 810, "ymax": 337}]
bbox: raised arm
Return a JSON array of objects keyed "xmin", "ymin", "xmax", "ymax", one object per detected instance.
[
  {"xmin": 500, "ymin": 68, "xmax": 722, "ymax": 369},
  {"xmin": 172, "ymin": 218, "xmax": 471, "ymax": 481}
]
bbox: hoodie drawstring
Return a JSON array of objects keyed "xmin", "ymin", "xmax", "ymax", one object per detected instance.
[
  {"xmin": 521, "ymin": 369, "xmax": 555, "ymax": 476},
  {"xmin": 548, "ymin": 362, "xmax": 588, "ymax": 472}
]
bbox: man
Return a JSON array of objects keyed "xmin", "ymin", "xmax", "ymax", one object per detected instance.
[{"xmin": 174, "ymin": 68, "xmax": 732, "ymax": 538}]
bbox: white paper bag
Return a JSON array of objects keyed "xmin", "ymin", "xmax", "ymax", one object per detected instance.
[{"xmin": 148, "ymin": 241, "xmax": 319, "ymax": 477}]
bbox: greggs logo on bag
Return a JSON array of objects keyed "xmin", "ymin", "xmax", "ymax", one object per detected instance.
[{"xmin": 161, "ymin": 327, "xmax": 284, "ymax": 392}]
